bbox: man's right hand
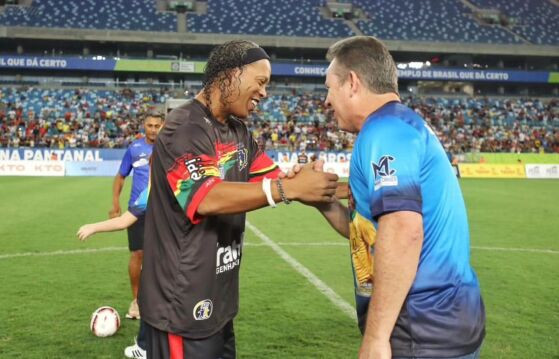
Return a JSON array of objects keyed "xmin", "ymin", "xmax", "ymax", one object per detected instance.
[
  {"xmin": 282, "ymin": 161, "xmax": 339, "ymax": 204},
  {"xmin": 108, "ymin": 205, "xmax": 121, "ymax": 218},
  {"xmin": 282, "ymin": 159, "xmax": 330, "ymax": 178}
]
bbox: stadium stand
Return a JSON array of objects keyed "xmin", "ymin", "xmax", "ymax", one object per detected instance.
[
  {"xmin": 352, "ymin": 0, "xmax": 523, "ymax": 44},
  {"xmin": 186, "ymin": 0, "xmax": 354, "ymax": 37},
  {"xmin": 1, "ymin": 0, "xmax": 557, "ymax": 45},
  {"xmin": 468, "ymin": 0, "xmax": 559, "ymax": 45},
  {"xmin": 0, "ymin": 0, "xmax": 176, "ymax": 31},
  {"xmin": 1, "ymin": 87, "xmax": 558, "ymax": 154},
  {"xmin": 404, "ymin": 96, "xmax": 559, "ymax": 154},
  {"xmin": 0, "ymin": 87, "xmax": 169, "ymax": 148}
]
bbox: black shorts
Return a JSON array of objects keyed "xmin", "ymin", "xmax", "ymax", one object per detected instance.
[
  {"xmin": 145, "ymin": 321, "xmax": 236, "ymax": 359},
  {"xmin": 127, "ymin": 214, "xmax": 145, "ymax": 251}
]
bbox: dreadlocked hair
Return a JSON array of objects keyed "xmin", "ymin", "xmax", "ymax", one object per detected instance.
[{"xmin": 202, "ymin": 40, "xmax": 261, "ymax": 113}]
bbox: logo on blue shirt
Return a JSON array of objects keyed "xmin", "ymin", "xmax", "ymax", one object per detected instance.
[{"xmin": 372, "ymin": 155, "xmax": 398, "ymax": 190}]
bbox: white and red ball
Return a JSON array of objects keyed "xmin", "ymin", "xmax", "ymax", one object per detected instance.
[{"xmin": 90, "ymin": 306, "xmax": 120, "ymax": 337}]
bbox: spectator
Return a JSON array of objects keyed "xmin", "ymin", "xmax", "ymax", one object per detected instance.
[{"xmin": 1, "ymin": 87, "xmax": 558, "ymax": 154}]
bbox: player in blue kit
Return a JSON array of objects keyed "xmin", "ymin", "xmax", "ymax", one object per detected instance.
[
  {"xmin": 314, "ymin": 36, "xmax": 485, "ymax": 359},
  {"xmin": 109, "ymin": 110, "xmax": 163, "ymax": 320}
]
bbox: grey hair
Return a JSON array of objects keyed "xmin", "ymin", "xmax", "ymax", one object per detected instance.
[{"xmin": 326, "ymin": 36, "xmax": 399, "ymax": 95}]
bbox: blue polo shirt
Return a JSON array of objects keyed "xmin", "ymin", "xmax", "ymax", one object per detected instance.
[{"xmin": 348, "ymin": 102, "xmax": 485, "ymax": 357}]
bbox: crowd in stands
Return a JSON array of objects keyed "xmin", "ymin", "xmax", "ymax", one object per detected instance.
[
  {"xmin": 1, "ymin": 87, "xmax": 558, "ymax": 155},
  {"xmin": 247, "ymin": 92, "xmax": 354, "ymax": 152},
  {"xmin": 0, "ymin": 87, "xmax": 170, "ymax": 149},
  {"xmin": 405, "ymin": 97, "xmax": 559, "ymax": 155}
]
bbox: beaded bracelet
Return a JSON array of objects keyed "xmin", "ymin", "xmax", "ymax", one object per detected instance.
[{"xmin": 276, "ymin": 179, "xmax": 291, "ymax": 205}]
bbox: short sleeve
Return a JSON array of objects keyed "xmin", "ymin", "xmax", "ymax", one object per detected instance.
[
  {"xmin": 165, "ymin": 121, "xmax": 222, "ymax": 224},
  {"xmin": 118, "ymin": 147, "xmax": 133, "ymax": 177},
  {"xmin": 358, "ymin": 119, "xmax": 425, "ymax": 220},
  {"xmin": 129, "ymin": 187, "xmax": 149, "ymax": 217},
  {"xmin": 247, "ymin": 132, "xmax": 280, "ymax": 182}
]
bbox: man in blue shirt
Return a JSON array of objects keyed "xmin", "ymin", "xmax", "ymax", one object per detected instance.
[
  {"xmin": 315, "ymin": 36, "xmax": 485, "ymax": 358},
  {"xmin": 110, "ymin": 110, "xmax": 163, "ymax": 320}
]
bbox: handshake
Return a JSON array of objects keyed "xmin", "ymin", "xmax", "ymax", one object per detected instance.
[{"xmin": 274, "ymin": 160, "xmax": 345, "ymax": 205}]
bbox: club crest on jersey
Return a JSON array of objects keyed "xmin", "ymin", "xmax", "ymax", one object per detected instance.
[
  {"xmin": 237, "ymin": 146, "xmax": 248, "ymax": 171},
  {"xmin": 372, "ymin": 155, "xmax": 398, "ymax": 190},
  {"xmin": 193, "ymin": 299, "xmax": 213, "ymax": 320}
]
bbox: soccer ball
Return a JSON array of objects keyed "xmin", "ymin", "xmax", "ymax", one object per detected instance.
[{"xmin": 90, "ymin": 306, "xmax": 120, "ymax": 337}]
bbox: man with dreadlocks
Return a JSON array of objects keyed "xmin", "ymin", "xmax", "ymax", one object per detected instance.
[{"xmin": 139, "ymin": 40, "xmax": 339, "ymax": 358}]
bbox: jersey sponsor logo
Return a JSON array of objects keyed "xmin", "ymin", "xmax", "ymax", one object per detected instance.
[
  {"xmin": 193, "ymin": 299, "xmax": 213, "ymax": 320},
  {"xmin": 216, "ymin": 238, "xmax": 243, "ymax": 275},
  {"xmin": 167, "ymin": 153, "xmax": 219, "ymax": 211},
  {"xmin": 184, "ymin": 157, "xmax": 206, "ymax": 181},
  {"xmin": 132, "ymin": 157, "xmax": 149, "ymax": 168},
  {"xmin": 372, "ymin": 155, "xmax": 398, "ymax": 190}
]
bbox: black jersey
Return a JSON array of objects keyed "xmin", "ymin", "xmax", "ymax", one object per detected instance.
[{"xmin": 139, "ymin": 99, "xmax": 279, "ymax": 338}]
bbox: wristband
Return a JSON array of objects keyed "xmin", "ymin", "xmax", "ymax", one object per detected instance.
[{"xmin": 262, "ymin": 177, "xmax": 276, "ymax": 208}]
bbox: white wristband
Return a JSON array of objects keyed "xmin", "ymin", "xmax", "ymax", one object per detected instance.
[{"xmin": 262, "ymin": 177, "xmax": 276, "ymax": 208}]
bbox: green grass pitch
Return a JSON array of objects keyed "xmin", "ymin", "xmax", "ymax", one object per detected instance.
[{"xmin": 0, "ymin": 177, "xmax": 557, "ymax": 358}]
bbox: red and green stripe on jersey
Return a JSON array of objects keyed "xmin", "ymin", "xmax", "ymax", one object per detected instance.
[
  {"xmin": 166, "ymin": 152, "xmax": 221, "ymax": 224},
  {"xmin": 249, "ymin": 152, "xmax": 280, "ymax": 181},
  {"xmin": 166, "ymin": 142, "xmax": 279, "ymax": 224}
]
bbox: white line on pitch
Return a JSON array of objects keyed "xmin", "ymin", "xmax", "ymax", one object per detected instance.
[
  {"xmin": 0, "ymin": 246, "xmax": 128, "ymax": 260},
  {"xmin": 245, "ymin": 221, "xmax": 357, "ymax": 321},
  {"xmin": 244, "ymin": 242, "xmax": 346, "ymax": 247}
]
